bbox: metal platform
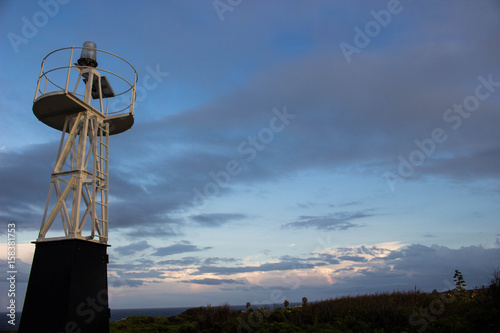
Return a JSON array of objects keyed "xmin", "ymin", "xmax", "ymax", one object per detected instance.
[{"xmin": 33, "ymin": 90, "xmax": 134, "ymax": 135}]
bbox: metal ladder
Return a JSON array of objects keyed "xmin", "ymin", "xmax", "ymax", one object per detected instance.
[{"xmin": 92, "ymin": 121, "xmax": 109, "ymax": 242}]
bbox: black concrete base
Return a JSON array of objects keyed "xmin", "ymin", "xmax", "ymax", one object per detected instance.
[{"xmin": 19, "ymin": 239, "xmax": 110, "ymax": 333}]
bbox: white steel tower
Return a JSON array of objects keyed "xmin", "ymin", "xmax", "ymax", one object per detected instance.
[{"xmin": 19, "ymin": 42, "xmax": 137, "ymax": 333}]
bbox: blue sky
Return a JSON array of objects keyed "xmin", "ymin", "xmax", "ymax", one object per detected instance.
[{"xmin": 1, "ymin": 0, "xmax": 500, "ymax": 309}]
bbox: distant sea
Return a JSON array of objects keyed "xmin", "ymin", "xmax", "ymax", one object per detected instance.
[{"xmin": 0, "ymin": 304, "xmax": 296, "ymax": 330}]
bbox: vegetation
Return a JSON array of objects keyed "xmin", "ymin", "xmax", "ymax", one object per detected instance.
[
  {"xmin": 106, "ymin": 280, "xmax": 500, "ymax": 332},
  {"xmin": 3, "ymin": 270, "xmax": 499, "ymax": 333},
  {"xmin": 106, "ymin": 269, "xmax": 499, "ymax": 333},
  {"xmin": 453, "ymin": 269, "xmax": 467, "ymax": 296}
]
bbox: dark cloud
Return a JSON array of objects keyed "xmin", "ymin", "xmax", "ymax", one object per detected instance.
[
  {"xmin": 124, "ymin": 227, "xmax": 180, "ymax": 239},
  {"xmin": 334, "ymin": 245, "xmax": 500, "ymax": 293},
  {"xmin": 281, "ymin": 211, "xmax": 372, "ymax": 231},
  {"xmin": 152, "ymin": 241, "xmax": 213, "ymax": 256},
  {"xmin": 181, "ymin": 278, "xmax": 245, "ymax": 286},
  {"xmin": 109, "ymin": 278, "xmax": 145, "ymax": 288},
  {"xmin": 418, "ymin": 146, "xmax": 500, "ymax": 182},
  {"xmin": 119, "ymin": 269, "xmax": 164, "ymax": 279},
  {"xmin": 102, "ymin": 242, "xmax": 500, "ymax": 306},
  {"xmin": 203, "ymin": 257, "xmax": 239, "ymax": 265},
  {"xmin": 113, "ymin": 240, "xmax": 152, "ymax": 256},
  {"xmin": 158, "ymin": 256, "xmax": 202, "ymax": 267},
  {"xmin": 190, "ymin": 213, "xmax": 247, "ymax": 227},
  {"xmin": 389, "ymin": 244, "xmax": 500, "ymax": 282},
  {"xmin": 200, "ymin": 244, "xmax": 500, "ymax": 299},
  {"xmin": 108, "ymin": 261, "xmax": 155, "ymax": 270},
  {"xmin": 156, "ymin": 256, "xmax": 238, "ymax": 267},
  {"xmin": 1, "ymin": 1, "xmax": 499, "ymax": 241},
  {"xmin": 281, "ymin": 254, "xmax": 340, "ymax": 265},
  {"xmin": 0, "ymin": 143, "xmax": 56, "ymax": 230},
  {"xmin": 337, "ymin": 255, "xmax": 366, "ymax": 263},
  {"xmin": 193, "ymin": 261, "xmax": 319, "ymax": 276},
  {"xmin": 314, "ymin": 253, "xmax": 340, "ymax": 265}
]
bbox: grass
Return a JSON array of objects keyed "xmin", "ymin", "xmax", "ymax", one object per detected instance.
[
  {"xmin": 107, "ymin": 285, "xmax": 500, "ymax": 333},
  {"xmin": 4, "ymin": 275, "xmax": 499, "ymax": 333}
]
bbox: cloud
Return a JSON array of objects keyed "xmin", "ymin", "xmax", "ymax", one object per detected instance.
[
  {"xmin": 109, "ymin": 278, "xmax": 145, "ymax": 288},
  {"xmin": 158, "ymin": 256, "xmax": 202, "ymax": 266},
  {"xmin": 188, "ymin": 244, "xmax": 500, "ymax": 300},
  {"xmin": 190, "ymin": 213, "xmax": 247, "ymax": 227},
  {"xmin": 152, "ymin": 241, "xmax": 213, "ymax": 256},
  {"xmin": 193, "ymin": 260, "xmax": 320, "ymax": 276},
  {"xmin": 119, "ymin": 269, "xmax": 165, "ymax": 279},
  {"xmin": 108, "ymin": 260, "xmax": 156, "ymax": 271},
  {"xmin": 337, "ymin": 255, "xmax": 367, "ymax": 263},
  {"xmin": 157, "ymin": 256, "xmax": 240, "ymax": 267},
  {"xmin": 332, "ymin": 244, "xmax": 500, "ymax": 293},
  {"xmin": 281, "ymin": 254, "xmax": 340, "ymax": 265},
  {"xmin": 3, "ymin": 3, "xmax": 500, "ymax": 236},
  {"xmin": 124, "ymin": 227, "xmax": 180, "ymax": 239},
  {"xmin": 180, "ymin": 243, "xmax": 500, "ymax": 294},
  {"xmin": 281, "ymin": 211, "xmax": 372, "ymax": 231},
  {"xmin": 113, "ymin": 240, "xmax": 152, "ymax": 256},
  {"xmin": 181, "ymin": 278, "xmax": 245, "ymax": 286},
  {"xmin": 0, "ymin": 143, "xmax": 56, "ymax": 230},
  {"xmin": 314, "ymin": 253, "xmax": 340, "ymax": 265},
  {"xmin": 203, "ymin": 257, "xmax": 239, "ymax": 265}
]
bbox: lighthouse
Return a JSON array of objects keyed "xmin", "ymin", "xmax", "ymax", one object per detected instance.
[{"xmin": 19, "ymin": 42, "xmax": 137, "ymax": 333}]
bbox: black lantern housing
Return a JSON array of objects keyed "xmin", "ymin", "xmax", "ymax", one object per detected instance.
[{"xmin": 77, "ymin": 41, "xmax": 98, "ymax": 67}]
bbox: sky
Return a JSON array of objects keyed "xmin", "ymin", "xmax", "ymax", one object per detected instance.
[{"xmin": 0, "ymin": 0, "xmax": 500, "ymax": 310}]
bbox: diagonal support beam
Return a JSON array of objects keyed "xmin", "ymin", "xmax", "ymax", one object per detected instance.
[{"xmin": 38, "ymin": 175, "xmax": 76, "ymax": 240}]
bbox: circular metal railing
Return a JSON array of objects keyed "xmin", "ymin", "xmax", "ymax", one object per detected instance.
[{"xmin": 34, "ymin": 46, "xmax": 138, "ymax": 117}]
